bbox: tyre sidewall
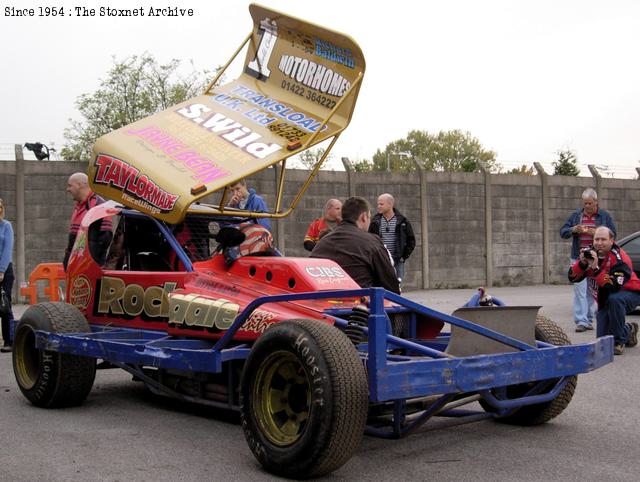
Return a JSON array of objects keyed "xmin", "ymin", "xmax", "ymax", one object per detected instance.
[
  {"xmin": 13, "ymin": 307, "xmax": 63, "ymax": 407},
  {"xmin": 485, "ymin": 315, "xmax": 577, "ymax": 425},
  {"xmin": 240, "ymin": 321, "xmax": 336, "ymax": 473}
]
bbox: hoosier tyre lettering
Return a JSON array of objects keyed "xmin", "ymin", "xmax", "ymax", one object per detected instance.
[
  {"xmin": 481, "ymin": 314, "xmax": 578, "ymax": 425},
  {"xmin": 13, "ymin": 302, "xmax": 96, "ymax": 408},
  {"xmin": 240, "ymin": 319, "xmax": 368, "ymax": 478}
]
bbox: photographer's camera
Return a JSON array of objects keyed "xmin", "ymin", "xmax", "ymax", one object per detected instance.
[{"xmin": 582, "ymin": 245, "xmax": 595, "ymax": 260}]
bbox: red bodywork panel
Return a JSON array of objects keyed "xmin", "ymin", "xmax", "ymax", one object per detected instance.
[
  {"xmin": 66, "ymin": 203, "xmax": 444, "ymax": 342},
  {"xmin": 66, "ymin": 204, "xmax": 369, "ymax": 341}
]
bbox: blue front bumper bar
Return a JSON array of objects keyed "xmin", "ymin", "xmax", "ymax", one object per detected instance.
[{"xmin": 34, "ymin": 287, "xmax": 614, "ymax": 404}]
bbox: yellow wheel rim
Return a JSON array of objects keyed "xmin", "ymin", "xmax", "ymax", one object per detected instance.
[
  {"xmin": 13, "ymin": 325, "xmax": 41, "ymax": 390},
  {"xmin": 253, "ymin": 350, "xmax": 311, "ymax": 446}
]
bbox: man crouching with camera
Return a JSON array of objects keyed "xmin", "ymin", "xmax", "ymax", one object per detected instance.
[{"xmin": 569, "ymin": 226, "xmax": 639, "ymax": 355}]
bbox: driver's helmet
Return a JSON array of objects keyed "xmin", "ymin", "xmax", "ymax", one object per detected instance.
[
  {"xmin": 224, "ymin": 222, "xmax": 275, "ymax": 266},
  {"xmin": 238, "ymin": 223, "xmax": 274, "ymax": 256}
]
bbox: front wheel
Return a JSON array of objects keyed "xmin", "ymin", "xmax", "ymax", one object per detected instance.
[
  {"xmin": 13, "ymin": 302, "xmax": 96, "ymax": 408},
  {"xmin": 481, "ymin": 314, "xmax": 578, "ymax": 425},
  {"xmin": 240, "ymin": 319, "xmax": 368, "ymax": 478}
]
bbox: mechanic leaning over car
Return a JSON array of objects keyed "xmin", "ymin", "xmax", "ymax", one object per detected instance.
[
  {"xmin": 568, "ymin": 226, "xmax": 639, "ymax": 356},
  {"xmin": 560, "ymin": 188, "xmax": 617, "ymax": 332},
  {"xmin": 311, "ymin": 196, "xmax": 400, "ymax": 294},
  {"xmin": 64, "ymin": 172, "xmax": 113, "ymax": 270}
]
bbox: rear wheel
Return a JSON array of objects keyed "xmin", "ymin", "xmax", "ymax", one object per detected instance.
[
  {"xmin": 240, "ymin": 319, "xmax": 368, "ymax": 478},
  {"xmin": 481, "ymin": 314, "xmax": 578, "ymax": 425},
  {"xmin": 13, "ymin": 302, "xmax": 96, "ymax": 408}
]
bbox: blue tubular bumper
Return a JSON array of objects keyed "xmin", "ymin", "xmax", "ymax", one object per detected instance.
[
  {"xmin": 35, "ymin": 329, "xmax": 249, "ymax": 373},
  {"xmin": 33, "ymin": 287, "xmax": 614, "ymax": 407},
  {"xmin": 371, "ymin": 337, "xmax": 612, "ymax": 402}
]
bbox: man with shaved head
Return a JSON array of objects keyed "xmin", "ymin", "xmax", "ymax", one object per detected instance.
[
  {"xmin": 569, "ymin": 226, "xmax": 639, "ymax": 355},
  {"xmin": 64, "ymin": 172, "xmax": 112, "ymax": 270},
  {"xmin": 369, "ymin": 193, "xmax": 415, "ymax": 285},
  {"xmin": 303, "ymin": 198, "xmax": 342, "ymax": 251}
]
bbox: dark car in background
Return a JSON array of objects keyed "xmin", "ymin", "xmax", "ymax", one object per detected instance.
[{"xmin": 618, "ymin": 231, "xmax": 640, "ymax": 278}]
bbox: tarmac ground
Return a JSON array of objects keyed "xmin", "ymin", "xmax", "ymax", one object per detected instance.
[{"xmin": 0, "ymin": 284, "xmax": 638, "ymax": 481}]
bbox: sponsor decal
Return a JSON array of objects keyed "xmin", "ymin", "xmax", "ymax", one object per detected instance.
[
  {"xmin": 71, "ymin": 230, "xmax": 87, "ymax": 259},
  {"xmin": 69, "ymin": 275, "xmax": 91, "ymax": 310},
  {"xmin": 279, "ymin": 79, "xmax": 337, "ymax": 110},
  {"xmin": 290, "ymin": 30, "xmax": 315, "ymax": 55},
  {"xmin": 240, "ymin": 309, "xmax": 276, "ymax": 334},
  {"xmin": 192, "ymin": 278, "xmax": 240, "ymax": 296},
  {"xmin": 314, "ymin": 38, "xmax": 355, "ymax": 69},
  {"xmin": 126, "ymin": 126, "xmax": 229, "ymax": 183},
  {"xmin": 305, "ymin": 266, "xmax": 346, "ymax": 278},
  {"xmin": 267, "ymin": 122, "xmax": 307, "ymax": 143},
  {"xmin": 278, "ymin": 54, "xmax": 351, "ymax": 98},
  {"xmin": 246, "ymin": 18, "xmax": 278, "ymax": 80},
  {"xmin": 176, "ymin": 103, "xmax": 282, "ymax": 160},
  {"xmin": 220, "ymin": 85, "xmax": 327, "ymax": 132},
  {"xmin": 93, "ymin": 155, "xmax": 179, "ymax": 214},
  {"xmin": 96, "ymin": 276, "xmax": 177, "ymax": 319},
  {"xmin": 168, "ymin": 293, "xmax": 240, "ymax": 331}
]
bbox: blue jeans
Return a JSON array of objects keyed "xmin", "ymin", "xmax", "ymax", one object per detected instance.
[
  {"xmin": 596, "ymin": 290, "xmax": 640, "ymax": 345},
  {"xmin": 571, "ymin": 259, "xmax": 596, "ymax": 327},
  {"xmin": 1, "ymin": 263, "xmax": 14, "ymax": 345}
]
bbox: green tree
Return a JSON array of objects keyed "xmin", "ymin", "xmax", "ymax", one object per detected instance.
[
  {"xmin": 508, "ymin": 164, "xmax": 536, "ymax": 175},
  {"xmin": 296, "ymin": 148, "xmax": 331, "ymax": 170},
  {"xmin": 351, "ymin": 158, "xmax": 373, "ymax": 172},
  {"xmin": 553, "ymin": 149, "xmax": 580, "ymax": 176},
  {"xmin": 61, "ymin": 54, "xmax": 212, "ymax": 160},
  {"xmin": 371, "ymin": 129, "xmax": 499, "ymax": 172}
]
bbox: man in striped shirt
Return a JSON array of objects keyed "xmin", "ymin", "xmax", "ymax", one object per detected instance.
[
  {"xmin": 369, "ymin": 193, "xmax": 415, "ymax": 285},
  {"xmin": 560, "ymin": 188, "xmax": 617, "ymax": 332}
]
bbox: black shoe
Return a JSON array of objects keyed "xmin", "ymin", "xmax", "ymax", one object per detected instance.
[
  {"xmin": 614, "ymin": 344, "xmax": 625, "ymax": 356},
  {"xmin": 0, "ymin": 345, "xmax": 12, "ymax": 353},
  {"xmin": 575, "ymin": 325, "xmax": 587, "ymax": 333},
  {"xmin": 626, "ymin": 322, "xmax": 639, "ymax": 347}
]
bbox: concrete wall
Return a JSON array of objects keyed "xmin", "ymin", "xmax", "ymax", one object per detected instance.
[
  {"xmin": 0, "ymin": 160, "xmax": 85, "ymax": 284},
  {"xmin": 1, "ymin": 155, "xmax": 638, "ymax": 299}
]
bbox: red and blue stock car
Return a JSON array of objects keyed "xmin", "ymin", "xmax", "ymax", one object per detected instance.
[{"xmin": 12, "ymin": 4, "xmax": 613, "ymax": 478}]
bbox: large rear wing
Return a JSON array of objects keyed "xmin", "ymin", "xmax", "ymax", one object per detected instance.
[{"xmin": 90, "ymin": 4, "xmax": 365, "ymax": 224}]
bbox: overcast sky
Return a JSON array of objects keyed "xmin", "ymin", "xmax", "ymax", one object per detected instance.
[{"xmin": 2, "ymin": 0, "xmax": 639, "ymax": 176}]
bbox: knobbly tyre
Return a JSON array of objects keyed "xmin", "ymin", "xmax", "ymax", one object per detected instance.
[{"xmin": 11, "ymin": 4, "xmax": 613, "ymax": 479}]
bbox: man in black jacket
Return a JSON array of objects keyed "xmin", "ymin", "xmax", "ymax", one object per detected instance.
[
  {"xmin": 311, "ymin": 197, "xmax": 400, "ymax": 294},
  {"xmin": 369, "ymin": 193, "xmax": 416, "ymax": 285}
]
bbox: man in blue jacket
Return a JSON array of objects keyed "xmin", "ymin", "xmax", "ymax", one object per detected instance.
[
  {"xmin": 227, "ymin": 179, "xmax": 271, "ymax": 231},
  {"xmin": 560, "ymin": 188, "xmax": 616, "ymax": 332}
]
